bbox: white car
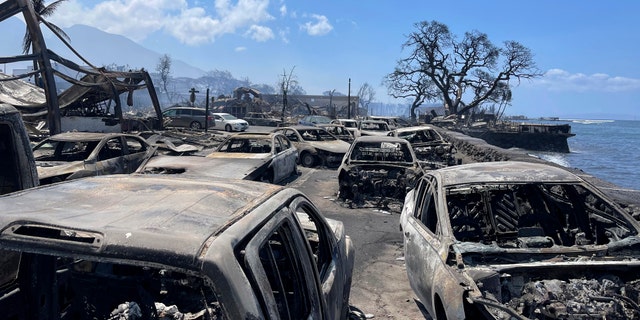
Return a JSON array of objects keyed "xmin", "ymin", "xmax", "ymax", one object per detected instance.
[
  {"xmin": 331, "ymin": 119, "xmax": 359, "ymax": 136},
  {"xmin": 357, "ymin": 120, "xmax": 391, "ymax": 137},
  {"xmin": 210, "ymin": 112, "xmax": 249, "ymax": 132}
]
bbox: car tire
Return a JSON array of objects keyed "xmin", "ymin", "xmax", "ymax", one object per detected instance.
[
  {"xmin": 301, "ymin": 152, "xmax": 316, "ymax": 167},
  {"xmin": 190, "ymin": 121, "xmax": 202, "ymax": 130},
  {"xmin": 225, "ymin": 124, "xmax": 232, "ymax": 132}
]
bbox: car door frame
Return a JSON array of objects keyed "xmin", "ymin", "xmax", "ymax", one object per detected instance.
[
  {"xmin": 243, "ymin": 205, "xmax": 325, "ymax": 319},
  {"xmin": 276, "ymin": 135, "xmax": 297, "ymax": 178},
  {"xmin": 289, "ymin": 196, "xmax": 351, "ymax": 320},
  {"xmin": 403, "ymin": 175, "xmax": 442, "ymax": 317},
  {"xmin": 89, "ymin": 136, "xmax": 126, "ymax": 176},
  {"xmin": 121, "ymin": 135, "xmax": 155, "ymax": 174}
]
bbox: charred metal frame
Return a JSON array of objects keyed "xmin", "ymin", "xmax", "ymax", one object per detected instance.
[{"xmin": 0, "ymin": 0, "xmax": 164, "ymax": 134}]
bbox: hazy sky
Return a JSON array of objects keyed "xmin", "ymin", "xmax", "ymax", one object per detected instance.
[{"xmin": 28, "ymin": 1, "xmax": 640, "ymax": 119}]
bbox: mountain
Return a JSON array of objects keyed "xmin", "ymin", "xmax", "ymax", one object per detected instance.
[
  {"xmin": 49, "ymin": 24, "xmax": 207, "ymax": 78},
  {"xmin": 0, "ymin": 18, "xmax": 206, "ymax": 78}
]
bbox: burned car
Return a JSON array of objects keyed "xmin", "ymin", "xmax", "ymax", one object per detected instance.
[
  {"xmin": 209, "ymin": 132, "xmax": 298, "ymax": 183},
  {"xmin": 356, "ymin": 119, "xmax": 391, "ymax": 137},
  {"xmin": 319, "ymin": 123, "xmax": 355, "ymax": 143},
  {"xmin": 138, "ymin": 132, "xmax": 298, "ymax": 184},
  {"xmin": 387, "ymin": 126, "xmax": 458, "ymax": 168},
  {"xmin": 338, "ymin": 136, "xmax": 423, "ymax": 207},
  {"xmin": 273, "ymin": 125, "xmax": 350, "ymax": 168},
  {"xmin": 400, "ymin": 161, "xmax": 640, "ymax": 320},
  {"xmin": 0, "ymin": 174, "xmax": 355, "ymax": 319},
  {"xmin": 32, "ymin": 132, "xmax": 155, "ymax": 185},
  {"xmin": 244, "ymin": 112, "xmax": 283, "ymax": 126}
]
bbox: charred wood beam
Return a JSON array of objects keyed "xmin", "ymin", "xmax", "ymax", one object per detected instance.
[
  {"xmin": 0, "ymin": 53, "xmax": 40, "ymax": 65},
  {"xmin": 0, "ymin": 0, "xmax": 22, "ymax": 22},
  {"xmin": 16, "ymin": 0, "xmax": 61, "ymax": 134}
]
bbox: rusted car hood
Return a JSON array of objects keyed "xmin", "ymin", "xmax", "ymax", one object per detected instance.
[
  {"xmin": 206, "ymin": 152, "xmax": 270, "ymax": 160},
  {"xmin": 35, "ymin": 160, "xmax": 84, "ymax": 179},
  {"xmin": 307, "ymin": 140, "xmax": 350, "ymax": 153},
  {"xmin": 138, "ymin": 155, "xmax": 269, "ymax": 180}
]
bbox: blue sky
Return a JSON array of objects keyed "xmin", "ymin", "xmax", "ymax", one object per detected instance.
[{"xmin": 25, "ymin": 1, "xmax": 640, "ymax": 119}]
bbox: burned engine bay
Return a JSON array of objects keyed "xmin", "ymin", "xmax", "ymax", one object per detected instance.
[
  {"xmin": 446, "ymin": 182, "xmax": 636, "ymax": 248},
  {"xmin": 338, "ymin": 140, "xmax": 421, "ymax": 209},
  {"xmin": 446, "ymin": 182, "xmax": 640, "ymax": 319},
  {"xmin": 338, "ymin": 165, "xmax": 419, "ymax": 206},
  {"xmin": 468, "ymin": 264, "xmax": 640, "ymax": 319}
]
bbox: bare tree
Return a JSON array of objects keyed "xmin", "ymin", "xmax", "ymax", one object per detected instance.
[
  {"xmin": 156, "ymin": 54, "xmax": 172, "ymax": 102},
  {"xmin": 383, "ymin": 63, "xmax": 438, "ymax": 120},
  {"xmin": 356, "ymin": 82, "xmax": 376, "ymax": 116},
  {"xmin": 385, "ymin": 20, "xmax": 541, "ymax": 120},
  {"xmin": 277, "ymin": 67, "xmax": 300, "ymax": 121}
]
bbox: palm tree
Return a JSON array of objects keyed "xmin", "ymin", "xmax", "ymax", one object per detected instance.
[{"xmin": 22, "ymin": 0, "xmax": 70, "ymax": 54}]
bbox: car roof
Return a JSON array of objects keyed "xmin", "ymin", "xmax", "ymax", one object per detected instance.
[
  {"xmin": 0, "ymin": 175, "xmax": 286, "ymax": 269},
  {"xmin": 354, "ymin": 135, "xmax": 410, "ymax": 144},
  {"xmin": 392, "ymin": 126, "xmax": 437, "ymax": 133},
  {"xmin": 361, "ymin": 120, "xmax": 387, "ymax": 124},
  {"xmin": 280, "ymin": 125, "xmax": 325, "ymax": 131},
  {"xmin": 44, "ymin": 132, "xmax": 130, "ymax": 142},
  {"xmin": 164, "ymin": 106, "xmax": 203, "ymax": 110},
  {"xmin": 433, "ymin": 161, "xmax": 583, "ymax": 187},
  {"xmin": 225, "ymin": 132, "xmax": 278, "ymax": 139}
]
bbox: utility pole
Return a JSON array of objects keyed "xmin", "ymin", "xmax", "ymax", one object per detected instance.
[
  {"xmin": 205, "ymin": 88, "xmax": 211, "ymax": 132},
  {"xmin": 347, "ymin": 78, "xmax": 351, "ymax": 119}
]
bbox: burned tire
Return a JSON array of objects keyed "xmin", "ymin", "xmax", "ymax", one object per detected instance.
[
  {"xmin": 301, "ymin": 152, "xmax": 316, "ymax": 167},
  {"xmin": 189, "ymin": 121, "xmax": 202, "ymax": 130}
]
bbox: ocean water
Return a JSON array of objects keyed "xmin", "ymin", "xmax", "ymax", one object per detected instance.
[{"xmin": 526, "ymin": 119, "xmax": 640, "ymax": 191}]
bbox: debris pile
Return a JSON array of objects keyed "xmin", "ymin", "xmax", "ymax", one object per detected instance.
[{"xmin": 486, "ymin": 276, "xmax": 640, "ymax": 319}]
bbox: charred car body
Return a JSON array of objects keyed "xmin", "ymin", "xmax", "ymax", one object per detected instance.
[
  {"xmin": 138, "ymin": 132, "xmax": 298, "ymax": 184},
  {"xmin": 0, "ymin": 104, "xmax": 38, "ymax": 194},
  {"xmin": 32, "ymin": 132, "xmax": 155, "ymax": 185},
  {"xmin": 387, "ymin": 126, "xmax": 458, "ymax": 168},
  {"xmin": 400, "ymin": 161, "xmax": 640, "ymax": 320},
  {"xmin": 338, "ymin": 136, "xmax": 423, "ymax": 207},
  {"xmin": 356, "ymin": 120, "xmax": 391, "ymax": 137},
  {"xmin": 244, "ymin": 112, "xmax": 283, "ymax": 126},
  {"xmin": 273, "ymin": 125, "xmax": 350, "ymax": 168},
  {"xmin": 319, "ymin": 123, "xmax": 355, "ymax": 143},
  {"xmin": 0, "ymin": 175, "xmax": 355, "ymax": 319},
  {"xmin": 207, "ymin": 132, "xmax": 298, "ymax": 183}
]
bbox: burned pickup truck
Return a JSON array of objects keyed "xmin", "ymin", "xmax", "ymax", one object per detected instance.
[
  {"xmin": 400, "ymin": 161, "xmax": 640, "ymax": 320},
  {"xmin": 338, "ymin": 136, "xmax": 423, "ymax": 208},
  {"xmin": 0, "ymin": 175, "xmax": 354, "ymax": 319}
]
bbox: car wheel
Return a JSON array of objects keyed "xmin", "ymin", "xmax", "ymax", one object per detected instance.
[
  {"xmin": 225, "ymin": 124, "xmax": 232, "ymax": 132},
  {"xmin": 301, "ymin": 152, "xmax": 316, "ymax": 167},
  {"xmin": 189, "ymin": 121, "xmax": 202, "ymax": 130}
]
